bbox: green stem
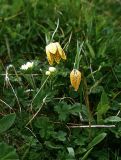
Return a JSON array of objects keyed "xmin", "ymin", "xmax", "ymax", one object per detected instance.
[
  {"xmin": 30, "ymin": 75, "xmax": 50, "ymax": 111},
  {"xmin": 82, "ymin": 72, "xmax": 92, "ymax": 131}
]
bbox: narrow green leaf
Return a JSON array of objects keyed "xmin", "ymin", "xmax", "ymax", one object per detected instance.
[
  {"xmin": 98, "ymin": 42, "xmax": 107, "ymax": 57},
  {"xmin": 81, "ymin": 148, "xmax": 93, "ymax": 160},
  {"xmin": 44, "ymin": 141, "xmax": 62, "ymax": 149},
  {"xmin": 86, "ymin": 41, "xmax": 95, "ymax": 58},
  {"xmin": 0, "ymin": 113, "xmax": 16, "ymax": 133},
  {"xmin": 104, "ymin": 116, "xmax": 121, "ymax": 123},
  {"xmin": 88, "ymin": 133, "xmax": 107, "ymax": 149}
]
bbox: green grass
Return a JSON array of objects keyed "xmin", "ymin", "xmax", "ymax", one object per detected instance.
[{"xmin": 0, "ymin": 0, "xmax": 121, "ymax": 159}]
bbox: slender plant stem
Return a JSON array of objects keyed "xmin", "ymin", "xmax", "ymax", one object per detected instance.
[
  {"xmin": 30, "ymin": 76, "xmax": 50, "ymax": 111},
  {"xmin": 82, "ymin": 73, "xmax": 92, "ymax": 130},
  {"xmin": 26, "ymin": 103, "xmax": 44, "ymax": 126},
  {"xmin": 0, "ymin": 99, "xmax": 14, "ymax": 111}
]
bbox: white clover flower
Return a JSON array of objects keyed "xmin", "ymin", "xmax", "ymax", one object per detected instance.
[
  {"xmin": 45, "ymin": 71, "xmax": 51, "ymax": 75},
  {"xmin": 26, "ymin": 62, "xmax": 34, "ymax": 68},
  {"xmin": 20, "ymin": 64, "xmax": 28, "ymax": 70},
  {"xmin": 49, "ymin": 67, "xmax": 56, "ymax": 73},
  {"xmin": 20, "ymin": 62, "xmax": 34, "ymax": 70}
]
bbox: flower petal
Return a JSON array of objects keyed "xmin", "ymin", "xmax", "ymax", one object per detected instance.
[
  {"xmin": 54, "ymin": 51, "xmax": 61, "ymax": 64},
  {"xmin": 56, "ymin": 42, "xmax": 66, "ymax": 60},
  {"xmin": 46, "ymin": 43, "xmax": 57, "ymax": 54},
  {"xmin": 61, "ymin": 51, "xmax": 67, "ymax": 60},
  {"xmin": 46, "ymin": 51, "xmax": 54, "ymax": 65}
]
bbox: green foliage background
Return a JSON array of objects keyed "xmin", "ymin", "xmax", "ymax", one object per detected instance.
[{"xmin": 0, "ymin": 0, "xmax": 121, "ymax": 159}]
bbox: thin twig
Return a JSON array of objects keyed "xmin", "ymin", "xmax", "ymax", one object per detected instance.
[
  {"xmin": 89, "ymin": 63, "xmax": 96, "ymax": 82},
  {"xmin": 7, "ymin": 80, "xmax": 21, "ymax": 112},
  {"xmin": 69, "ymin": 125, "xmax": 116, "ymax": 128},
  {"xmin": 5, "ymin": 66, "xmax": 21, "ymax": 112},
  {"xmin": 0, "ymin": 74, "xmax": 42, "ymax": 76},
  {"xmin": 26, "ymin": 103, "xmax": 44, "ymax": 126},
  {"xmin": 25, "ymin": 126, "xmax": 38, "ymax": 139},
  {"xmin": 26, "ymin": 95, "xmax": 48, "ymax": 126},
  {"xmin": 54, "ymin": 96, "xmax": 75, "ymax": 104},
  {"xmin": 0, "ymin": 99, "xmax": 14, "ymax": 111}
]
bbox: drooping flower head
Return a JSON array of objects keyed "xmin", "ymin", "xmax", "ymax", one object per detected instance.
[
  {"xmin": 70, "ymin": 69, "xmax": 81, "ymax": 91},
  {"xmin": 46, "ymin": 42, "xmax": 66, "ymax": 65}
]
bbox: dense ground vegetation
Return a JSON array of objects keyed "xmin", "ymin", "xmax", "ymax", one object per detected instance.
[{"xmin": 0, "ymin": 0, "xmax": 121, "ymax": 159}]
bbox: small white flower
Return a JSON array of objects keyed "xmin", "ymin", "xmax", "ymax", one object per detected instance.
[
  {"xmin": 49, "ymin": 67, "xmax": 56, "ymax": 72},
  {"xmin": 25, "ymin": 89, "xmax": 34, "ymax": 93},
  {"xmin": 20, "ymin": 61, "xmax": 34, "ymax": 70},
  {"xmin": 20, "ymin": 64, "xmax": 28, "ymax": 70},
  {"xmin": 26, "ymin": 62, "xmax": 34, "ymax": 68},
  {"xmin": 45, "ymin": 71, "xmax": 51, "ymax": 75}
]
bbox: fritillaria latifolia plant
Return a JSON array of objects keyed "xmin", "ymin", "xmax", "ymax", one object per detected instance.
[
  {"xmin": 20, "ymin": 41, "xmax": 82, "ymax": 106},
  {"xmin": 45, "ymin": 41, "xmax": 82, "ymax": 91}
]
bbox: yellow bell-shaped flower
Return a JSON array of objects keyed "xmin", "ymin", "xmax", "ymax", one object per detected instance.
[
  {"xmin": 46, "ymin": 42, "xmax": 66, "ymax": 65},
  {"xmin": 55, "ymin": 42, "xmax": 66, "ymax": 60},
  {"xmin": 46, "ymin": 51, "xmax": 54, "ymax": 65},
  {"xmin": 70, "ymin": 69, "xmax": 81, "ymax": 91}
]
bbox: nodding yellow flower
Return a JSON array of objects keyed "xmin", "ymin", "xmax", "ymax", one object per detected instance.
[
  {"xmin": 46, "ymin": 51, "xmax": 54, "ymax": 65},
  {"xmin": 54, "ymin": 50, "xmax": 61, "ymax": 64},
  {"xmin": 46, "ymin": 42, "xmax": 66, "ymax": 65},
  {"xmin": 70, "ymin": 69, "xmax": 81, "ymax": 91},
  {"xmin": 55, "ymin": 42, "xmax": 66, "ymax": 60}
]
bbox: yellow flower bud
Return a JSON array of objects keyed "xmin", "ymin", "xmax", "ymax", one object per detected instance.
[{"xmin": 70, "ymin": 69, "xmax": 81, "ymax": 91}]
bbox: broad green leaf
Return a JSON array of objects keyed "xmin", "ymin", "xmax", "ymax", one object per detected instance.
[
  {"xmin": 53, "ymin": 131, "xmax": 67, "ymax": 142},
  {"xmin": 88, "ymin": 133, "xmax": 107, "ymax": 149},
  {"xmin": 54, "ymin": 102, "xmax": 70, "ymax": 121},
  {"xmin": 0, "ymin": 142, "xmax": 19, "ymax": 160},
  {"xmin": 104, "ymin": 116, "xmax": 121, "ymax": 123},
  {"xmin": 67, "ymin": 147, "xmax": 75, "ymax": 158},
  {"xmin": 35, "ymin": 116, "xmax": 54, "ymax": 138},
  {"xmin": 0, "ymin": 113, "xmax": 16, "ymax": 133},
  {"xmin": 54, "ymin": 102, "xmax": 81, "ymax": 121}
]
